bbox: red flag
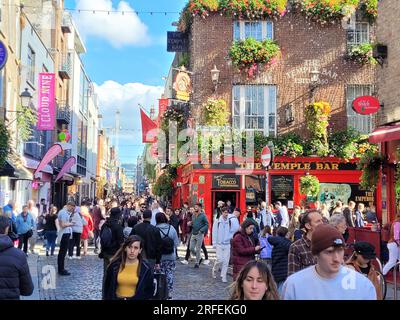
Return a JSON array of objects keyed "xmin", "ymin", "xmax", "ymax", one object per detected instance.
[
  {"xmin": 140, "ymin": 108, "xmax": 157, "ymax": 143},
  {"xmin": 158, "ymin": 98, "xmax": 169, "ymax": 125}
]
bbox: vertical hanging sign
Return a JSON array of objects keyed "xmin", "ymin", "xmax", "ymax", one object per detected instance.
[{"xmin": 37, "ymin": 73, "xmax": 55, "ymax": 130}]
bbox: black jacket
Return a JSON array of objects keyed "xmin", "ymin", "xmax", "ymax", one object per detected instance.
[
  {"xmin": 103, "ymin": 258, "xmax": 154, "ymax": 300},
  {"xmin": 0, "ymin": 235, "xmax": 34, "ymax": 299},
  {"xmin": 101, "ymin": 217, "xmax": 125, "ymax": 256},
  {"xmin": 267, "ymin": 236, "xmax": 292, "ymax": 283},
  {"xmin": 132, "ymin": 221, "xmax": 162, "ymax": 264},
  {"xmin": 169, "ymin": 215, "xmax": 181, "ymax": 234}
]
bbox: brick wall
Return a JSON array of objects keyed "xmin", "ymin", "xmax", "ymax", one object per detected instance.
[
  {"xmin": 188, "ymin": 12, "xmax": 376, "ymax": 137},
  {"xmin": 376, "ymin": 0, "xmax": 400, "ymax": 125}
]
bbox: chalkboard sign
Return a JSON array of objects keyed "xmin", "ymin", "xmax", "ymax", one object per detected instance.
[
  {"xmin": 271, "ymin": 175, "xmax": 294, "ymax": 206},
  {"xmin": 167, "ymin": 32, "xmax": 188, "ymax": 52}
]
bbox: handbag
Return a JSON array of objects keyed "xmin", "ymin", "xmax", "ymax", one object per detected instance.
[
  {"xmin": 8, "ymin": 221, "xmax": 19, "ymax": 242},
  {"xmin": 153, "ymin": 271, "xmax": 168, "ymax": 300},
  {"xmin": 26, "ymin": 229, "xmax": 33, "ymax": 238}
]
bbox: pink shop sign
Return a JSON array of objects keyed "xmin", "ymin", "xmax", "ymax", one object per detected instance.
[{"xmin": 37, "ymin": 73, "xmax": 55, "ymax": 130}]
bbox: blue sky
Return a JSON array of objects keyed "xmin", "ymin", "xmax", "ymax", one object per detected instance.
[{"xmin": 65, "ymin": 0, "xmax": 187, "ymax": 163}]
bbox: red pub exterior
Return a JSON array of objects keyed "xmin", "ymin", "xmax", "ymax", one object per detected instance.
[{"xmin": 172, "ymin": 156, "xmax": 380, "ymax": 245}]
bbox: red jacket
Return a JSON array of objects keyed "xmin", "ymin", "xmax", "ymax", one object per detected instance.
[{"xmin": 231, "ymin": 230, "xmax": 259, "ymax": 279}]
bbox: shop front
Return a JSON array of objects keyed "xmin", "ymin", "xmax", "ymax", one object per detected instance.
[{"xmin": 173, "ymin": 156, "xmax": 377, "ymax": 245}]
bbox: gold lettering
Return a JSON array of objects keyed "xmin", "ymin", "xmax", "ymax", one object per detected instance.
[
  {"xmin": 255, "ymin": 163, "xmax": 262, "ymax": 170},
  {"xmin": 316, "ymin": 163, "xmax": 324, "ymax": 170},
  {"xmin": 304, "ymin": 163, "xmax": 311, "ymax": 170},
  {"xmin": 281, "ymin": 163, "xmax": 290, "ymax": 170},
  {"xmin": 290, "ymin": 163, "xmax": 297, "ymax": 170},
  {"xmin": 331, "ymin": 163, "xmax": 339, "ymax": 170},
  {"xmin": 239, "ymin": 163, "xmax": 246, "ymax": 169},
  {"xmin": 274, "ymin": 163, "xmax": 280, "ymax": 169}
]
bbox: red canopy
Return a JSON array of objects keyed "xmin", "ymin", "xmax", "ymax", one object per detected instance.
[{"xmin": 369, "ymin": 124, "xmax": 400, "ymax": 144}]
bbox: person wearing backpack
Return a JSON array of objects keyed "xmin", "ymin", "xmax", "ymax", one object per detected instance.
[
  {"xmin": 212, "ymin": 207, "xmax": 236, "ymax": 283},
  {"xmin": 131, "ymin": 209, "xmax": 163, "ymax": 270},
  {"xmin": 155, "ymin": 212, "xmax": 179, "ymax": 299},
  {"xmin": 99, "ymin": 208, "xmax": 124, "ymax": 280}
]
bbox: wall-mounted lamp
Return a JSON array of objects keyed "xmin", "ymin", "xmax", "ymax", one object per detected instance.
[
  {"xmin": 309, "ymin": 66, "xmax": 320, "ymax": 102},
  {"xmin": 20, "ymin": 88, "xmax": 33, "ymax": 107},
  {"xmin": 284, "ymin": 104, "xmax": 295, "ymax": 124},
  {"xmin": 211, "ymin": 65, "xmax": 220, "ymax": 92}
]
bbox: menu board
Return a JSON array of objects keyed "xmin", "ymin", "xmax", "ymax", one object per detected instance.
[{"xmin": 271, "ymin": 175, "xmax": 294, "ymax": 206}]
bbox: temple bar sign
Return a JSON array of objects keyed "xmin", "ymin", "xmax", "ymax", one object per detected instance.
[{"xmin": 167, "ymin": 32, "xmax": 188, "ymax": 52}]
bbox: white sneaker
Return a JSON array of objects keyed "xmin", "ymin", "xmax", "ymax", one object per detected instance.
[
  {"xmin": 75, "ymin": 256, "xmax": 81, "ymax": 260},
  {"xmin": 180, "ymin": 259, "xmax": 189, "ymax": 265},
  {"xmin": 68, "ymin": 256, "xmax": 73, "ymax": 260},
  {"xmin": 211, "ymin": 267, "xmax": 217, "ymax": 279},
  {"xmin": 203, "ymin": 259, "xmax": 210, "ymax": 265},
  {"xmin": 222, "ymin": 277, "xmax": 227, "ymax": 283}
]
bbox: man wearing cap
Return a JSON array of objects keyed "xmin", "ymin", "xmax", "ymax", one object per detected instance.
[
  {"xmin": 288, "ymin": 209, "xmax": 323, "ymax": 276},
  {"xmin": 282, "ymin": 224, "xmax": 377, "ymax": 300},
  {"xmin": 346, "ymin": 242, "xmax": 383, "ymax": 300}
]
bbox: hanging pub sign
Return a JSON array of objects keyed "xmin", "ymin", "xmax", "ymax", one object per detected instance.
[
  {"xmin": 0, "ymin": 41, "xmax": 8, "ymax": 70},
  {"xmin": 173, "ymin": 67, "xmax": 191, "ymax": 102},
  {"xmin": 167, "ymin": 31, "xmax": 188, "ymax": 52},
  {"xmin": 352, "ymin": 96, "xmax": 381, "ymax": 115},
  {"xmin": 212, "ymin": 174, "xmax": 240, "ymax": 189}
]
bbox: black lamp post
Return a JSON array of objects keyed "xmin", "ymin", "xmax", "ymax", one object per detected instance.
[
  {"xmin": 309, "ymin": 67, "xmax": 320, "ymax": 103},
  {"xmin": 20, "ymin": 88, "xmax": 33, "ymax": 107}
]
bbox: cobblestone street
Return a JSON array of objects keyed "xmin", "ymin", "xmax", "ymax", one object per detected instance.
[{"xmin": 31, "ymin": 244, "xmax": 231, "ymax": 300}]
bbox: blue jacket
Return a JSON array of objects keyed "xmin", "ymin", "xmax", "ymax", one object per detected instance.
[
  {"xmin": 3, "ymin": 205, "xmax": 16, "ymax": 223},
  {"xmin": 259, "ymin": 234, "xmax": 273, "ymax": 259},
  {"xmin": 16, "ymin": 213, "xmax": 35, "ymax": 235},
  {"xmin": 355, "ymin": 210, "xmax": 365, "ymax": 228}
]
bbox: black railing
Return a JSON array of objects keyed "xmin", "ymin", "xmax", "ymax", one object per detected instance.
[{"xmin": 56, "ymin": 101, "xmax": 71, "ymax": 124}]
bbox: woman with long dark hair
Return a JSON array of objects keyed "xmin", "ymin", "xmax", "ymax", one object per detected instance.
[
  {"xmin": 230, "ymin": 260, "xmax": 279, "ymax": 300},
  {"xmin": 103, "ymin": 235, "xmax": 154, "ymax": 300}
]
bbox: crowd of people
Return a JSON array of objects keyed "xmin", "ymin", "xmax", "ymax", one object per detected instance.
[{"xmin": 0, "ymin": 194, "xmax": 399, "ymax": 301}]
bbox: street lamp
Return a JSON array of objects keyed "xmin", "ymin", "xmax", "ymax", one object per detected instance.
[
  {"xmin": 309, "ymin": 67, "xmax": 320, "ymax": 102},
  {"xmin": 20, "ymin": 88, "xmax": 32, "ymax": 107},
  {"xmin": 211, "ymin": 65, "xmax": 220, "ymax": 92}
]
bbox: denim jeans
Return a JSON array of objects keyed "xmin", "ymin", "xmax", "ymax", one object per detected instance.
[
  {"xmin": 45, "ymin": 230, "xmax": 57, "ymax": 255},
  {"xmin": 190, "ymin": 233, "xmax": 205, "ymax": 264}
]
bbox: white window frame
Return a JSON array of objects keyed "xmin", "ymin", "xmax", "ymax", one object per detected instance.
[
  {"xmin": 347, "ymin": 22, "xmax": 370, "ymax": 47},
  {"xmin": 233, "ymin": 20, "xmax": 273, "ymax": 41},
  {"xmin": 232, "ymin": 85, "xmax": 277, "ymax": 136},
  {"xmin": 346, "ymin": 84, "xmax": 373, "ymax": 134},
  {"xmin": 27, "ymin": 46, "xmax": 35, "ymax": 86}
]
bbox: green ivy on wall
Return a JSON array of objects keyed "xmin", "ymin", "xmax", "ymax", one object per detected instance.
[
  {"xmin": 16, "ymin": 105, "xmax": 37, "ymax": 142},
  {"xmin": 0, "ymin": 121, "xmax": 10, "ymax": 169}
]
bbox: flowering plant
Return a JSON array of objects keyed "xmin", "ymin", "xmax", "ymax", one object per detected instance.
[
  {"xmin": 0, "ymin": 121, "xmax": 10, "ymax": 169},
  {"xmin": 360, "ymin": 0, "xmax": 378, "ymax": 20},
  {"xmin": 201, "ymin": 98, "xmax": 230, "ymax": 126},
  {"xmin": 305, "ymin": 101, "xmax": 331, "ymax": 156},
  {"xmin": 357, "ymin": 150, "xmax": 384, "ymax": 191},
  {"xmin": 294, "ymin": 0, "xmax": 355, "ymax": 23},
  {"xmin": 274, "ymin": 133, "xmax": 304, "ymax": 157},
  {"xmin": 219, "ymin": 0, "xmax": 288, "ymax": 18},
  {"xmin": 300, "ymin": 175, "xmax": 320, "ymax": 197},
  {"xmin": 229, "ymin": 38, "xmax": 280, "ymax": 78},
  {"xmin": 347, "ymin": 43, "xmax": 377, "ymax": 65},
  {"xmin": 188, "ymin": 0, "xmax": 219, "ymax": 17}
]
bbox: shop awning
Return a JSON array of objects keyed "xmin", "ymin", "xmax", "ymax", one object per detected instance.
[
  {"xmin": 0, "ymin": 160, "xmax": 33, "ymax": 180},
  {"xmin": 369, "ymin": 124, "xmax": 400, "ymax": 143}
]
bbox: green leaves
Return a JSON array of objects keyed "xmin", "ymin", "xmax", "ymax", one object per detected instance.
[
  {"xmin": 16, "ymin": 105, "xmax": 37, "ymax": 142},
  {"xmin": 357, "ymin": 150, "xmax": 384, "ymax": 191},
  {"xmin": 300, "ymin": 175, "xmax": 320, "ymax": 197},
  {"xmin": 201, "ymin": 99, "xmax": 230, "ymax": 126},
  {"xmin": 0, "ymin": 121, "xmax": 10, "ymax": 169},
  {"xmin": 347, "ymin": 43, "xmax": 377, "ymax": 65},
  {"xmin": 153, "ymin": 172, "xmax": 174, "ymax": 197}
]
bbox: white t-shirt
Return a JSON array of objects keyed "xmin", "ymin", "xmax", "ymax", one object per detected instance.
[
  {"xmin": 282, "ymin": 265, "xmax": 377, "ymax": 300},
  {"xmin": 279, "ymin": 206, "xmax": 290, "ymax": 228}
]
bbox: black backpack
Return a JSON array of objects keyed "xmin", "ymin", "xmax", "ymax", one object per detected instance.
[
  {"xmin": 100, "ymin": 222, "xmax": 114, "ymax": 250},
  {"xmin": 159, "ymin": 225, "xmax": 174, "ymax": 255}
]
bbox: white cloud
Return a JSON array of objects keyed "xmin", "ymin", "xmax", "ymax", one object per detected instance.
[
  {"xmin": 73, "ymin": 0, "xmax": 151, "ymax": 48},
  {"xmin": 94, "ymin": 81, "xmax": 164, "ymax": 162}
]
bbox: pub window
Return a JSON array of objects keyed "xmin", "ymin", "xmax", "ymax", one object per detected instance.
[
  {"xmin": 347, "ymin": 22, "xmax": 369, "ymax": 48},
  {"xmin": 346, "ymin": 84, "xmax": 373, "ymax": 134},
  {"xmin": 232, "ymin": 85, "xmax": 277, "ymax": 136},
  {"xmin": 233, "ymin": 21, "xmax": 273, "ymax": 41}
]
